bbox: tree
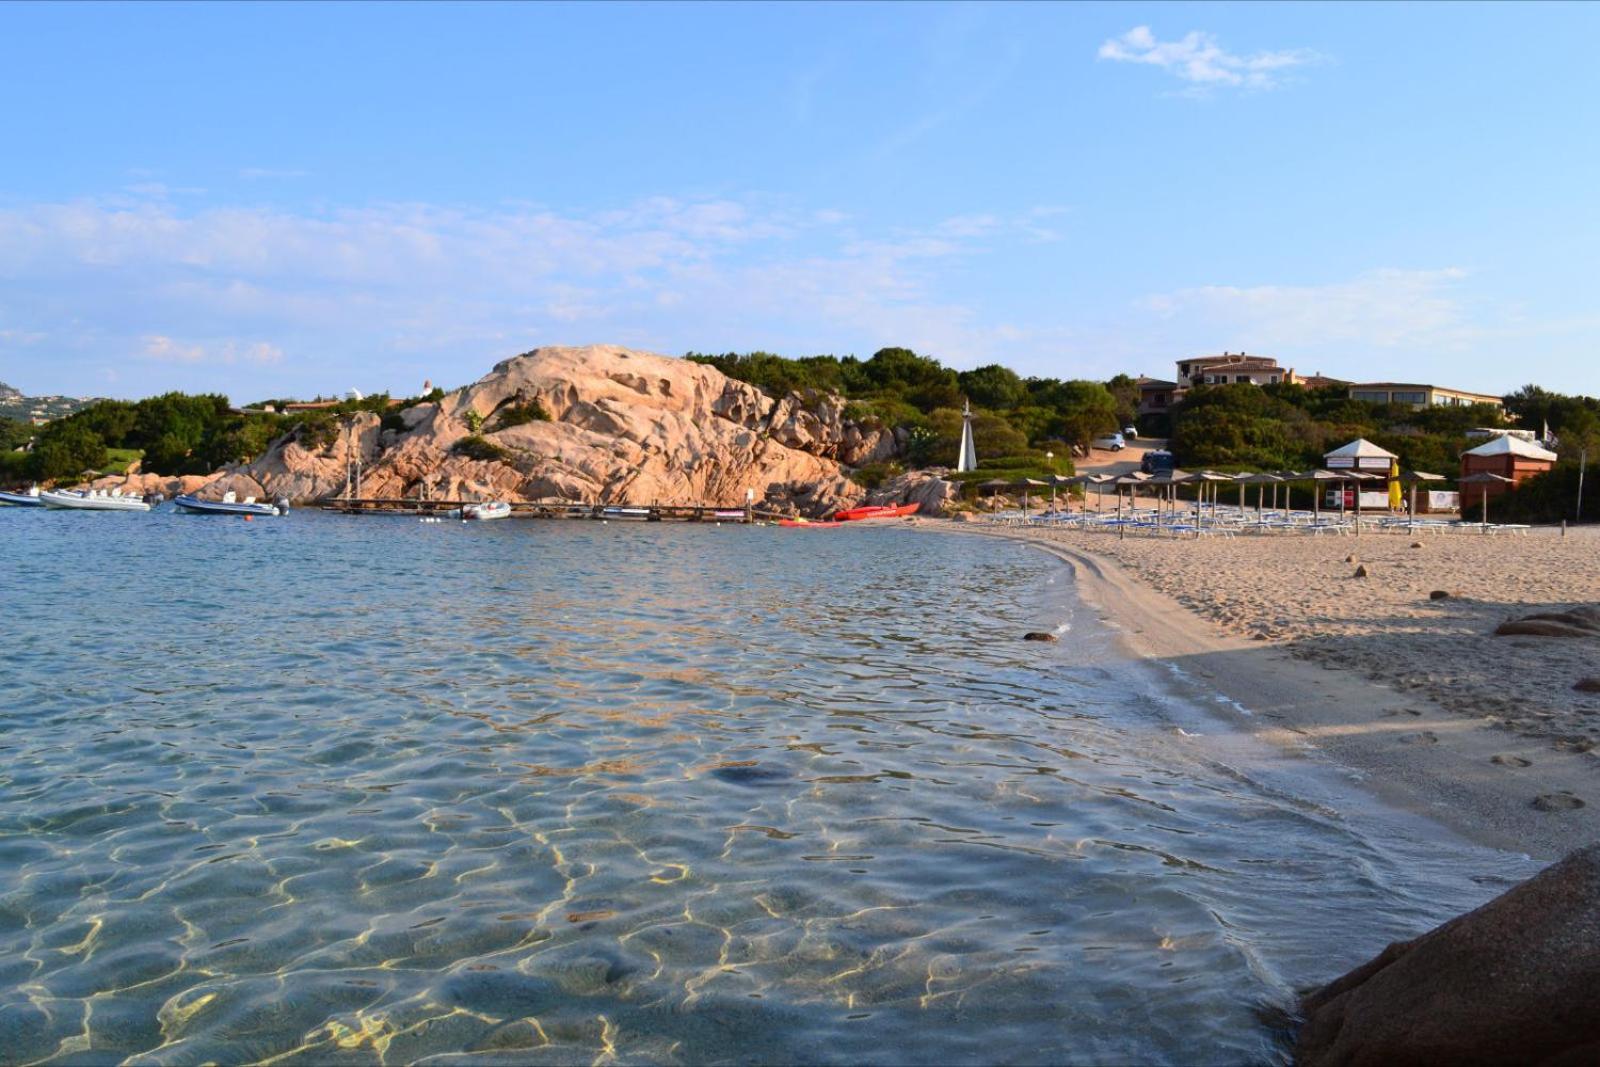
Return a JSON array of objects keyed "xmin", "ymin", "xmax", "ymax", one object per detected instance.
[
  {"xmin": 957, "ymin": 364, "xmax": 1026, "ymax": 410},
  {"xmin": 1052, "ymin": 381, "xmax": 1120, "ymax": 451},
  {"xmin": 1105, "ymin": 373, "xmax": 1141, "ymax": 427},
  {"xmin": 29, "ymin": 419, "xmax": 107, "ymax": 481}
]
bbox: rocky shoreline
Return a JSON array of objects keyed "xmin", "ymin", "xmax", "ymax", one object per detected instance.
[{"xmin": 83, "ymin": 345, "xmax": 959, "ymax": 518}]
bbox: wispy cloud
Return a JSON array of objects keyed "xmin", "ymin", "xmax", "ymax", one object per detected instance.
[
  {"xmin": 239, "ymin": 167, "xmax": 310, "ymax": 181},
  {"xmin": 0, "ymin": 192, "xmax": 1059, "ymax": 393},
  {"xmin": 1098, "ymin": 26, "xmax": 1318, "ymax": 93},
  {"xmin": 1141, "ymin": 268, "xmax": 1475, "ymax": 349},
  {"xmin": 143, "ymin": 334, "xmax": 283, "ymax": 365}
]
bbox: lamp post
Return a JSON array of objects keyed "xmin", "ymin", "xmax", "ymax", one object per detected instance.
[{"xmin": 1047, "ymin": 452, "xmax": 1056, "ymax": 511}]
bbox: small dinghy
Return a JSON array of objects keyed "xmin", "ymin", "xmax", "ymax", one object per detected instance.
[
  {"xmin": 601, "ymin": 506, "xmax": 652, "ymax": 521},
  {"xmin": 0, "ymin": 486, "xmax": 45, "ymax": 507},
  {"xmin": 174, "ymin": 491, "xmax": 289, "ymax": 517},
  {"xmin": 40, "ymin": 488, "xmax": 153, "ymax": 512},
  {"xmin": 461, "ymin": 501, "xmax": 511, "ymax": 521}
]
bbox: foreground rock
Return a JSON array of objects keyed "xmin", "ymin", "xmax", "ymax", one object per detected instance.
[
  {"xmin": 1296, "ymin": 843, "xmax": 1600, "ymax": 1066},
  {"xmin": 97, "ymin": 345, "xmax": 896, "ymax": 516},
  {"xmin": 1495, "ymin": 608, "xmax": 1600, "ymax": 639},
  {"xmin": 866, "ymin": 468, "xmax": 961, "ymax": 517}
]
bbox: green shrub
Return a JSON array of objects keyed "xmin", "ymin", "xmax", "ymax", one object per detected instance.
[
  {"xmin": 493, "ymin": 398, "xmax": 550, "ymax": 430},
  {"xmin": 452, "ymin": 434, "xmax": 511, "ymax": 463},
  {"xmin": 294, "ymin": 414, "xmax": 340, "ymax": 452},
  {"xmin": 850, "ymin": 461, "xmax": 904, "ymax": 489}
]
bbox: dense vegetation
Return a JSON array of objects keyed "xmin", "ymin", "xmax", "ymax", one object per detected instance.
[
  {"xmin": 686, "ymin": 347, "xmax": 1117, "ymax": 481},
  {"xmin": 1165, "ymin": 382, "xmax": 1506, "ymax": 473}
]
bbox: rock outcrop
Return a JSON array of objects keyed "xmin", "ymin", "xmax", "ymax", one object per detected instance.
[
  {"xmin": 97, "ymin": 346, "xmax": 895, "ymax": 516},
  {"xmin": 1296, "ymin": 843, "xmax": 1600, "ymax": 1066},
  {"xmin": 866, "ymin": 468, "xmax": 962, "ymax": 518}
]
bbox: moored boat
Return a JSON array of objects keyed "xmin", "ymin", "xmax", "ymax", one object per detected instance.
[
  {"xmin": 461, "ymin": 501, "xmax": 511, "ymax": 521},
  {"xmin": 40, "ymin": 488, "xmax": 153, "ymax": 512},
  {"xmin": 833, "ymin": 502, "xmax": 921, "ymax": 522},
  {"xmin": 601, "ymin": 506, "xmax": 652, "ymax": 521},
  {"xmin": 174, "ymin": 491, "xmax": 289, "ymax": 517},
  {"xmin": 0, "ymin": 486, "xmax": 45, "ymax": 507}
]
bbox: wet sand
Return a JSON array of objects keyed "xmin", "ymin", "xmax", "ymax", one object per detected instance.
[{"xmin": 937, "ymin": 520, "xmax": 1600, "ymax": 861}]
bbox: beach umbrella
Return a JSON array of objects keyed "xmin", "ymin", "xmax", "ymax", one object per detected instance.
[
  {"xmin": 1398, "ymin": 470, "xmax": 1445, "ymax": 527},
  {"xmin": 980, "ymin": 477, "xmax": 1010, "ymax": 513},
  {"xmin": 1016, "ymin": 477, "xmax": 1048, "ymax": 516},
  {"xmin": 1345, "ymin": 469, "xmax": 1383, "ymax": 532},
  {"xmin": 1088, "ymin": 473, "xmax": 1115, "ymax": 512},
  {"xmin": 1237, "ymin": 472, "xmax": 1282, "ymax": 523},
  {"xmin": 1457, "ymin": 471, "xmax": 1514, "ymax": 529},
  {"xmin": 1308, "ymin": 470, "xmax": 1349, "ymax": 526},
  {"xmin": 1191, "ymin": 471, "xmax": 1233, "ymax": 525},
  {"xmin": 1141, "ymin": 469, "xmax": 1187, "ymax": 527},
  {"xmin": 1052, "ymin": 473, "xmax": 1088, "ymax": 513},
  {"xmin": 1113, "ymin": 471, "xmax": 1150, "ymax": 520}
]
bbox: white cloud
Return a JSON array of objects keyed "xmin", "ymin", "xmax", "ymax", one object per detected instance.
[
  {"xmin": 239, "ymin": 167, "xmax": 310, "ymax": 180},
  {"xmin": 0, "ymin": 192, "xmax": 1063, "ymax": 392},
  {"xmin": 1098, "ymin": 26, "xmax": 1318, "ymax": 92},
  {"xmin": 1140, "ymin": 268, "xmax": 1476, "ymax": 350},
  {"xmin": 143, "ymin": 334, "xmax": 284, "ymax": 365}
]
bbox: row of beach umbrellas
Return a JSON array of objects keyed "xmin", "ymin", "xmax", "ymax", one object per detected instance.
[{"xmin": 979, "ymin": 467, "xmax": 1516, "ymax": 526}]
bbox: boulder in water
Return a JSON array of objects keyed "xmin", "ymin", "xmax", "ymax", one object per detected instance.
[{"xmin": 1296, "ymin": 843, "xmax": 1600, "ymax": 1066}]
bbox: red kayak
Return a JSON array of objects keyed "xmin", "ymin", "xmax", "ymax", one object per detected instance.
[
  {"xmin": 832, "ymin": 502, "xmax": 921, "ymax": 522},
  {"xmin": 778, "ymin": 519, "xmax": 843, "ymax": 528}
]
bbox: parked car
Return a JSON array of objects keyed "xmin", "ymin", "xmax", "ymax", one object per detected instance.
[
  {"xmin": 1140, "ymin": 449, "xmax": 1175, "ymax": 475},
  {"xmin": 1123, "ymin": 425, "xmax": 1138, "ymax": 439},
  {"xmin": 1091, "ymin": 432, "xmax": 1126, "ymax": 452}
]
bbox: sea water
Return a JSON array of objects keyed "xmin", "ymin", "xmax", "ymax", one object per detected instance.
[{"xmin": 0, "ymin": 510, "xmax": 1534, "ymax": 1064}]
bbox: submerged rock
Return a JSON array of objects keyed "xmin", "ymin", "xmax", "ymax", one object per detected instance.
[
  {"xmin": 1022, "ymin": 632, "xmax": 1058, "ymax": 643},
  {"xmin": 1296, "ymin": 843, "xmax": 1600, "ymax": 1066}
]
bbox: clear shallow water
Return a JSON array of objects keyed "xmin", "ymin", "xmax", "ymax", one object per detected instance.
[{"xmin": 0, "ymin": 509, "xmax": 1535, "ymax": 1065}]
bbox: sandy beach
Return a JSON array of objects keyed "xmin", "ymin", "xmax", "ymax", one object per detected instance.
[{"xmin": 943, "ymin": 519, "xmax": 1600, "ymax": 860}]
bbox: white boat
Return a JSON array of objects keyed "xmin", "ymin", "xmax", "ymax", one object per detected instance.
[
  {"xmin": 601, "ymin": 506, "xmax": 652, "ymax": 521},
  {"xmin": 40, "ymin": 488, "xmax": 153, "ymax": 512},
  {"xmin": 461, "ymin": 501, "xmax": 511, "ymax": 521},
  {"xmin": 174, "ymin": 491, "xmax": 289, "ymax": 517},
  {"xmin": 0, "ymin": 486, "xmax": 45, "ymax": 507}
]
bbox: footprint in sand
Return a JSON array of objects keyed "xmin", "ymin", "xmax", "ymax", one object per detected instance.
[
  {"xmin": 1532, "ymin": 792, "xmax": 1586, "ymax": 812},
  {"xmin": 1398, "ymin": 731, "xmax": 1439, "ymax": 745},
  {"xmin": 1491, "ymin": 754, "xmax": 1532, "ymax": 768}
]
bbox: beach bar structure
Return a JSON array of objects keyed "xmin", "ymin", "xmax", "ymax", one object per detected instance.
[
  {"xmin": 1323, "ymin": 438, "xmax": 1398, "ymax": 511},
  {"xmin": 1459, "ymin": 435, "xmax": 1557, "ymax": 499}
]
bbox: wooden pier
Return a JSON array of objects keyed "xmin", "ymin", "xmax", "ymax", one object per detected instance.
[{"xmin": 321, "ymin": 498, "xmax": 788, "ymax": 522}]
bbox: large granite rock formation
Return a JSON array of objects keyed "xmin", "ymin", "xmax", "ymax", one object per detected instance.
[
  {"xmin": 96, "ymin": 346, "xmax": 895, "ymax": 516},
  {"xmin": 1296, "ymin": 843, "xmax": 1600, "ymax": 1066}
]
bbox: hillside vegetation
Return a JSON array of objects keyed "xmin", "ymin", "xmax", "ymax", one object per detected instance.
[{"xmin": 686, "ymin": 347, "xmax": 1126, "ymax": 482}]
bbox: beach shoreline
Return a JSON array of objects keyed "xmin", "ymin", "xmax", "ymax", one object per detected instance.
[{"xmin": 926, "ymin": 519, "xmax": 1600, "ymax": 861}]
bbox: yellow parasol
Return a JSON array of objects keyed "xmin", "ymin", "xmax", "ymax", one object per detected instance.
[{"xmin": 1388, "ymin": 457, "xmax": 1402, "ymax": 510}]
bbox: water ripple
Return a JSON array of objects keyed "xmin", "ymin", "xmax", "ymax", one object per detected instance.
[{"xmin": 0, "ymin": 511, "xmax": 1532, "ymax": 1065}]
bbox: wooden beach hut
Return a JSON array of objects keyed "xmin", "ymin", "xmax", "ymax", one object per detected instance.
[{"xmin": 1459, "ymin": 435, "xmax": 1557, "ymax": 499}]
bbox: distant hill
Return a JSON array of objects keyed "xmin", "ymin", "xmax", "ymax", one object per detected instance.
[{"xmin": 0, "ymin": 381, "xmax": 103, "ymax": 423}]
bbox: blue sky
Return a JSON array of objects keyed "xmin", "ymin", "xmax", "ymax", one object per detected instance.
[{"xmin": 2, "ymin": 1, "xmax": 1597, "ymax": 401}]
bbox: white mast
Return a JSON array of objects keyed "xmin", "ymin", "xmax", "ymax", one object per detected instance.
[{"xmin": 956, "ymin": 399, "xmax": 978, "ymax": 473}]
